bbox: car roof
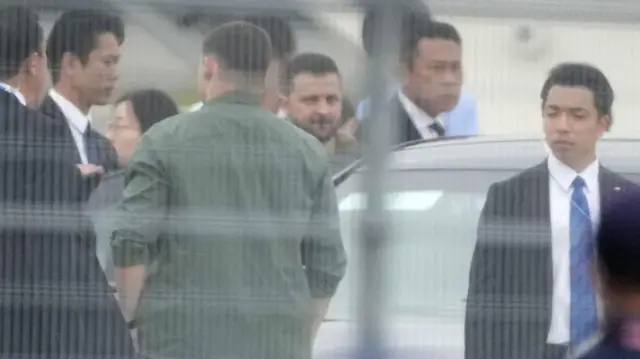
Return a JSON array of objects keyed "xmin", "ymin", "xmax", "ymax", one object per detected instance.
[{"xmin": 335, "ymin": 135, "xmax": 640, "ymax": 184}]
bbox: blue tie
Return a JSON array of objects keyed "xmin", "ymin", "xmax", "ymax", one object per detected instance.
[
  {"xmin": 83, "ymin": 125, "xmax": 101, "ymax": 164},
  {"xmin": 570, "ymin": 176, "xmax": 598, "ymax": 346}
]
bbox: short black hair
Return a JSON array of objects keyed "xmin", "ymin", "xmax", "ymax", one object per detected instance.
[
  {"xmin": 0, "ymin": 6, "xmax": 43, "ymax": 79},
  {"xmin": 202, "ymin": 21, "xmax": 272, "ymax": 75},
  {"xmin": 362, "ymin": 2, "xmax": 432, "ymax": 58},
  {"xmin": 115, "ymin": 89, "xmax": 179, "ymax": 133},
  {"xmin": 285, "ymin": 52, "xmax": 340, "ymax": 93},
  {"xmin": 597, "ymin": 188, "xmax": 640, "ymax": 290},
  {"xmin": 540, "ymin": 63, "xmax": 614, "ymax": 125},
  {"xmin": 47, "ymin": 9, "xmax": 125, "ymax": 83},
  {"xmin": 400, "ymin": 21, "xmax": 462, "ymax": 68},
  {"xmin": 242, "ymin": 15, "xmax": 296, "ymax": 59}
]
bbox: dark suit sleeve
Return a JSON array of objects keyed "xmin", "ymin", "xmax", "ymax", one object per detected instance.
[
  {"xmin": 465, "ymin": 182, "xmax": 507, "ymax": 359},
  {"xmin": 100, "ymin": 134, "xmax": 120, "ymax": 172}
]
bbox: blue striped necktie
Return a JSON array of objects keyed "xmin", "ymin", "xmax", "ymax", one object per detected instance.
[{"xmin": 570, "ymin": 175, "xmax": 599, "ymax": 347}]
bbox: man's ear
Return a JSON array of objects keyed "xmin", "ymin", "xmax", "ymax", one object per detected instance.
[
  {"xmin": 23, "ymin": 52, "xmax": 40, "ymax": 76},
  {"xmin": 278, "ymin": 94, "xmax": 288, "ymax": 110},
  {"xmin": 602, "ymin": 114, "xmax": 612, "ymax": 132},
  {"xmin": 203, "ymin": 56, "xmax": 220, "ymax": 82}
]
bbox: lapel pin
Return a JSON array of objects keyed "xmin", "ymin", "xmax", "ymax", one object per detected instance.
[{"xmin": 614, "ymin": 186, "xmax": 621, "ymax": 192}]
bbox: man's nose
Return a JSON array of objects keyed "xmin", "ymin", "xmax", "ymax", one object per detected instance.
[
  {"xmin": 555, "ymin": 113, "xmax": 571, "ymax": 131},
  {"xmin": 316, "ymin": 100, "xmax": 331, "ymax": 115},
  {"xmin": 442, "ymin": 69, "xmax": 460, "ymax": 85}
]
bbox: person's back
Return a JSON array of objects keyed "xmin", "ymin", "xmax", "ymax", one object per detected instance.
[
  {"xmin": 571, "ymin": 189, "xmax": 640, "ymax": 359},
  {"xmin": 112, "ymin": 22, "xmax": 346, "ymax": 359},
  {"xmin": 134, "ymin": 91, "xmax": 328, "ymax": 357}
]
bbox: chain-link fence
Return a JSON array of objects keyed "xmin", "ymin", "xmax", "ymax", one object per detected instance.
[{"xmin": 2, "ymin": 0, "xmax": 640, "ymax": 358}]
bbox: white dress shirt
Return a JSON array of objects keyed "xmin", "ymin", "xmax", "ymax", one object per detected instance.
[
  {"xmin": 547, "ymin": 154, "xmax": 601, "ymax": 344},
  {"xmin": 0, "ymin": 82, "xmax": 26, "ymax": 106},
  {"xmin": 49, "ymin": 89, "xmax": 91, "ymax": 164},
  {"xmin": 397, "ymin": 90, "xmax": 444, "ymax": 139}
]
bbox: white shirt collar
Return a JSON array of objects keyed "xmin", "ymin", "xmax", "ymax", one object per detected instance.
[
  {"xmin": 547, "ymin": 153, "xmax": 600, "ymax": 193},
  {"xmin": 397, "ymin": 90, "xmax": 443, "ymax": 136},
  {"xmin": 49, "ymin": 89, "xmax": 91, "ymax": 134},
  {"xmin": 0, "ymin": 82, "xmax": 26, "ymax": 106}
]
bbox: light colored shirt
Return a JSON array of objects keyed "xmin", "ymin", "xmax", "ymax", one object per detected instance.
[
  {"xmin": 397, "ymin": 90, "xmax": 443, "ymax": 139},
  {"xmin": 0, "ymin": 82, "xmax": 26, "ymax": 106},
  {"xmin": 547, "ymin": 154, "xmax": 601, "ymax": 344},
  {"xmin": 49, "ymin": 89, "xmax": 91, "ymax": 164},
  {"xmin": 186, "ymin": 101, "xmax": 203, "ymax": 112},
  {"xmin": 356, "ymin": 88, "xmax": 479, "ymax": 136}
]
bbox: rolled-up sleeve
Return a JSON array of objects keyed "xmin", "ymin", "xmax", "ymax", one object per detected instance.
[
  {"xmin": 111, "ymin": 132, "xmax": 170, "ymax": 268},
  {"xmin": 302, "ymin": 163, "xmax": 347, "ymax": 298}
]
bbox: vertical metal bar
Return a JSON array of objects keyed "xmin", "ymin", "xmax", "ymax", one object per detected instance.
[{"xmin": 357, "ymin": 0, "xmax": 401, "ymax": 358}]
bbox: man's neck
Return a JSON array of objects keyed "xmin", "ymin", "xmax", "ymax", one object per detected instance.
[
  {"xmin": 400, "ymin": 88, "xmax": 439, "ymax": 118},
  {"xmin": 564, "ymin": 154, "xmax": 597, "ymax": 173},
  {"xmin": 54, "ymin": 82, "xmax": 91, "ymax": 115}
]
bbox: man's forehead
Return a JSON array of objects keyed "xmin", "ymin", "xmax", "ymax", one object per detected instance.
[
  {"xmin": 291, "ymin": 73, "xmax": 341, "ymax": 91},
  {"xmin": 545, "ymin": 85, "xmax": 596, "ymax": 109},
  {"xmin": 416, "ymin": 38, "xmax": 461, "ymax": 58}
]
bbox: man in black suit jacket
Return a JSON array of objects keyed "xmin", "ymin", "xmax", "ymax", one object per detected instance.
[
  {"xmin": 0, "ymin": 7, "xmax": 134, "ymax": 357},
  {"xmin": 357, "ymin": 18, "xmax": 464, "ymax": 146},
  {"xmin": 40, "ymin": 9, "xmax": 123, "ymax": 175},
  {"xmin": 465, "ymin": 63, "xmax": 639, "ymax": 359}
]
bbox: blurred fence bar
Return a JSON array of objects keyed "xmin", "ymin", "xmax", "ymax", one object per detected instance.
[{"xmin": 357, "ymin": 0, "xmax": 403, "ymax": 358}]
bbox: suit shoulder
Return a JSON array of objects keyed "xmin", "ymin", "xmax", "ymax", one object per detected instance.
[{"xmin": 489, "ymin": 163, "xmax": 544, "ymax": 192}]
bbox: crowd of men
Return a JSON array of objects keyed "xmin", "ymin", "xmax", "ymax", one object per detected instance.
[{"xmin": 3, "ymin": 2, "xmax": 640, "ymax": 359}]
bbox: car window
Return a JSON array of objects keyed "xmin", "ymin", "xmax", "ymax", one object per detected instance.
[
  {"xmin": 328, "ymin": 170, "xmax": 517, "ymax": 321},
  {"xmin": 329, "ymin": 169, "xmax": 640, "ymax": 321}
]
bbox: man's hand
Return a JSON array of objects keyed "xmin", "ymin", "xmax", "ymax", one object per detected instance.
[{"xmin": 76, "ymin": 164, "xmax": 105, "ymax": 177}]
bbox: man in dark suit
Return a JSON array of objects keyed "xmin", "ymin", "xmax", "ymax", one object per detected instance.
[
  {"xmin": 465, "ymin": 63, "xmax": 638, "ymax": 359},
  {"xmin": 571, "ymin": 189, "xmax": 640, "ymax": 359},
  {"xmin": 357, "ymin": 15, "xmax": 475, "ymax": 146},
  {"xmin": 40, "ymin": 9, "xmax": 123, "ymax": 176},
  {"xmin": 0, "ymin": 6, "xmax": 135, "ymax": 357}
]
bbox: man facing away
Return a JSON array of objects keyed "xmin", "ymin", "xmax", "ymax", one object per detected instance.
[
  {"xmin": 0, "ymin": 6, "xmax": 134, "ymax": 357},
  {"xmin": 112, "ymin": 21, "xmax": 347, "ymax": 359},
  {"xmin": 188, "ymin": 15, "xmax": 297, "ymax": 114},
  {"xmin": 465, "ymin": 63, "xmax": 638, "ymax": 359},
  {"xmin": 41, "ymin": 9, "xmax": 123, "ymax": 179},
  {"xmin": 282, "ymin": 52, "xmax": 360, "ymax": 174}
]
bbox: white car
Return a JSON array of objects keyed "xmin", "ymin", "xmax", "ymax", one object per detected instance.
[{"xmin": 314, "ymin": 135, "xmax": 640, "ymax": 359}]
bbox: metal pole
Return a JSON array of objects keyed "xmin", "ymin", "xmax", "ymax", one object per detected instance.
[{"xmin": 357, "ymin": 0, "xmax": 401, "ymax": 358}]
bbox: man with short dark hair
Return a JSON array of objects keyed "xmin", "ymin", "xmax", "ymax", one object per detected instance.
[
  {"xmin": 244, "ymin": 15, "xmax": 297, "ymax": 113},
  {"xmin": 112, "ymin": 22, "xmax": 346, "ymax": 359},
  {"xmin": 188, "ymin": 15, "xmax": 297, "ymax": 113},
  {"xmin": 0, "ymin": 6, "xmax": 134, "ymax": 357},
  {"xmin": 465, "ymin": 63, "xmax": 638, "ymax": 359},
  {"xmin": 357, "ymin": 18, "xmax": 478, "ymax": 144},
  {"xmin": 40, "ymin": 9, "xmax": 124, "ymax": 176},
  {"xmin": 282, "ymin": 52, "xmax": 359, "ymax": 173}
]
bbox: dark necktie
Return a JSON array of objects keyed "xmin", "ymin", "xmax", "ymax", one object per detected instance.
[
  {"xmin": 428, "ymin": 121, "xmax": 445, "ymax": 137},
  {"xmin": 570, "ymin": 176, "xmax": 598, "ymax": 347},
  {"xmin": 83, "ymin": 125, "xmax": 101, "ymax": 164}
]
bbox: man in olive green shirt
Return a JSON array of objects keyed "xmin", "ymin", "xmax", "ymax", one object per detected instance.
[{"xmin": 111, "ymin": 22, "xmax": 347, "ymax": 359}]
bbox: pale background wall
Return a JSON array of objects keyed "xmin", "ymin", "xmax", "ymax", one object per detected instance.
[{"xmin": 445, "ymin": 17, "xmax": 640, "ymax": 137}]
